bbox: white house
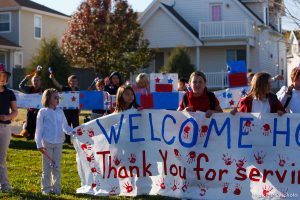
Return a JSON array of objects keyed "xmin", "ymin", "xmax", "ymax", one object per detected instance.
[
  {"xmin": 286, "ymin": 31, "xmax": 300, "ymax": 86},
  {"xmin": 139, "ymin": 0, "xmax": 286, "ymax": 88}
]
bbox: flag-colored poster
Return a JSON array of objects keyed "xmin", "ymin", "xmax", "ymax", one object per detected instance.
[
  {"xmin": 150, "ymin": 73, "xmax": 178, "ymax": 93},
  {"xmin": 73, "ymin": 110, "xmax": 300, "ymax": 199}
]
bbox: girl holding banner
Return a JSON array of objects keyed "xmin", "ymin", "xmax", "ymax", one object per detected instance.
[
  {"xmin": 178, "ymin": 71, "xmax": 223, "ymax": 118},
  {"xmin": 35, "ymin": 88, "xmax": 73, "ymax": 195},
  {"xmin": 238, "ymin": 72, "xmax": 285, "ymax": 115},
  {"xmin": 115, "ymin": 85, "xmax": 141, "ymax": 112},
  {"xmin": 0, "ymin": 64, "xmax": 18, "ymax": 192}
]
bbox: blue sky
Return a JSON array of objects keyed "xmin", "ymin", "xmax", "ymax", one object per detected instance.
[{"xmin": 31, "ymin": 0, "xmax": 298, "ymax": 30}]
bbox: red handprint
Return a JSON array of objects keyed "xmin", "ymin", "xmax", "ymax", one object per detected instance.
[
  {"xmin": 233, "ymin": 184, "xmax": 242, "ymax": 195},
  {"xmin": 181, "ymin": 181, "xmax": 189, "ymax": 192},
  {"xmin": 86, "ymin": 154, "xmax": 95, "ymax": 163},
  {"xmin": 199, "ymin": 183, "xmax": 207, "ymax": 196},
  {"xmin": 91, "ymin": 167, "xmax": 100, "ymax": 175},
  {"xmin": 174, "ymin": 149, "xmax": 181, "ymax": 160},
  {"xmin": 113, "ymin": 156, "xmax": 121, "ymax": 166},
  {"xmin": 128, "ymin": 154, "xmax": 136, "ymax": 164},
  {"xmin": 91, "ymin": 183, "xmax": 97, "ymax": 189},
  {"xmin": 123, "ymin": 182, "xmax": 133, "ymax": 193},
  {"xmin": 156, "ymin": 178, "xmax": 166, "ymax": 190},
  {"xmin": 222, "ymin": 153, "xmax": 234, "ymax": 166},
  {"xmin": 187, "ymin": 151, "xmax": 196, "ymax": 164},
  {"xmin": 243, "ymin": 120, "xmax": 254, "ymax": 132},
  {"xmin": 262, "ymin": 185, "xmax": 273, "ymax": 197},
  {"xmin": 222, "ymin": 182, "xmax": 229, "ymax": 193},
  {"xmin": 236, "ymin": 157, "xmax": 247, "ymax": 168},
  {"xmin": 183, "ymin": 125, "xmax": 191, "ymax": 139},
  {"xmin": 262, "ymin": 123, "xmax": 272, "ymax": 136},
  {"xmin": 77, "ymin": 127, "xmax": 84, "ymax": 136},
  {"xmin": 109, "ymin": 186, "xmax": 118, "ymax": 195},
  {"xmin": 81, "ymin": 143, "xmax": 92, "ymax": 151},
  {"xmin": 171, "ymin": 180, "xmax": 180, "ymax": 191},
  {"xmin": 88, "ymin": 128, "xmax": 95, "ymax": 137},
  {"xmin": 254, "ymin": 151, "xmax": 266, "ymax": 164},
  {"xmin": 278, "ymin": 154, "xmax": 288, "ymax": 167},
  {"xmin": 199, "ymin": 125, "xmax": 208, "ymax": 137}
]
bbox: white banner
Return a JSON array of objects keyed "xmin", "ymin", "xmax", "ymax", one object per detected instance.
[
  {"xmin": 14, "ymin": 90, "xmax": 80, "ymax": 109},
  {"xmin": 73, "ymin": 110, "xmax": 300, "ymax": 199}
]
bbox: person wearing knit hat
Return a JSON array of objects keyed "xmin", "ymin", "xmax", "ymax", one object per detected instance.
[{"xmin": 0, "ymin": 63, "xmax": 18, "ymax": 192}]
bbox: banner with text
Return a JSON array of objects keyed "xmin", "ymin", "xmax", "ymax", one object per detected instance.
[
  {"xmin": 14, "ymin": 87, "xmax": 250, "ymax": 110},
  {"xmin": 73, "ymin": 110, "xmax": 300, "ymax": 199}
]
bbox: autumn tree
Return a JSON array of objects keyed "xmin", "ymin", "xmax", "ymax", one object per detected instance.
[{"xmin": 62, "ymin": 0, "xmax": 153, "ymax": 78}]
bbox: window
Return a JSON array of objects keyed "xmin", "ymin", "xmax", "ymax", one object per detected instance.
[
  {"xmin": 14, "ymin": 51, "xmax": 23, "ymax": 68},
  {"xmin": 34, "ymin": 15, "xmax": 42, "ymax": 38},
  {"xmin": 0, "ymin": 12, "xmax": 11, "ymax": 32},
  {"xmin": 211, "ymin": 4, "xmax": 222, "ymax": 21},
  {"xmin": 0, "ymin": 52, "xmax": 6, "ymax": 66},
  {"xmin": 226, "ymin": 49, "xmax": 246, "ymax": 62}
]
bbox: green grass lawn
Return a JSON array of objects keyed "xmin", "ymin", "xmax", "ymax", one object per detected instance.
[{"xmin": 1, "ymin": 138, "xmax": 177, "ymax": 199}]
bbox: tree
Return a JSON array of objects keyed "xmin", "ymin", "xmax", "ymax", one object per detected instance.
[
  {"xmin": 161, "ymin": 46, "xmax": 195, "ymax": 79},
  {"xmin": 29, "ymin": 38, "xmax": 71, "ymax": 88},
  {"xmin": 62, "ymin": 0, "xmax": 153, "ymax": 78}
]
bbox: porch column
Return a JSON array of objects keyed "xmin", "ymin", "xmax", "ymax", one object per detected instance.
[
  {"xmin": 246, "ymin": 42, "xmax": 250, "ymax": 72},
  {"xmin": 196, "ymin": 46, "xmax": 200, "ymax": 71},
  {"xmin": 9, "ymin": 50, "xmax": 14, "ymax": 87}
]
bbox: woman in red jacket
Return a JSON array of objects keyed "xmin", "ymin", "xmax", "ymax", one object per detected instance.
[{"xmin": 238, "ymin": 72, "xmax": 285, "ymax": 115}]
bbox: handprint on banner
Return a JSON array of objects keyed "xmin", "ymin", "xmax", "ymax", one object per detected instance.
[
  {"xmin": 77, "ymin": 127, "xmax": 84, "ymax": 136},
  {"xmin": 199, "ymin": 183, "xmax": 207, "ymax": 196},
  {"xmin": 123, "ymin": 182, "xmax": 133, "ymax": 193},
  {"xmin": 113, "ymin": 156, "xmax": 121, "ymax": 166},
  {"xmin": 254, "ymin": 151, "xmax": 266, "ymax": 164},
  {"xmin": 181, "ymin": 181, "xmax": 189, "ymax": 192},
  {"xmin": 262, "ymin": 123, "xmax": 272, "ymax": 136},
  {"xmin": 222, "ymin": 153, "xmax": 234, "ymax": 166},
  {"xmin": 235, "ymin": 157, "xmax": 247, "ymax": 168},
  {"xmin": 222, "ymin": 182, "xmax": 229, "ymax": 193},
  {"xmin": 156, "ymin": 178, "xmax": 166, "ymax": 190},
  {"xmin": 233, "ymin": 184, "xmax": 242, "ymax": 195},
  {"xmin": 262, "ymin": 185, "xmax": 273, "ymax": 197},
  {"xmin": 128, "ymin": 153, "xmax": 136, "ymax": 164},
  {"xmin": 199, "ymin": 125, "xmax": 208, "ymax": 138},
  {"xmin": 183, "ymin": 125, "xmax": 191, "ymax": 139},
  {"xmin": 278, "ymin": 154, "xmax": 288, "ymax": 167},
  {"xmin": 87, "ymin": 128, "xmax": 95, "ymax": 137},
  {"xmin": 186, "ymin": 151, "xmax": 196, "ymax": 164},
  {"xmin": 171, "ymin": 180, "xmax": 180, "ymax": 191},
  {"xmin": 91, "ymin": 167, "xmax": 100, "ymax": 175},
  {"xmin": 242, "ymin": 120, "xmax": 254, "ymax": 132},
  {"xmin": 86, "ymin": 154, "xmax": 95, "ymax": 163},
  {"xmin": 173, "ymin": 149, "xmax": 181, "ymax": 160},
  {"xmin": 109, "ymin": 186, "xmax": 119, "ymax": 195}
]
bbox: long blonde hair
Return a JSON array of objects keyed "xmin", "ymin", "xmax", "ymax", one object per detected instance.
[
  {"xmin": 248, "ymin": 72, "xmax": 271, "ymax": 100},
  {"xmin": 41, "ymin": 88, "xmax": 58, "ymax": 107},
  {"xmin": 115, "ymin": 85, "xmax": 139, "ymax": 112}
]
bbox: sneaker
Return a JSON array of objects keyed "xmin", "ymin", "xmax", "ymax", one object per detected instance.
[
  {"xmin": 1, "ymin": 185, "xmax": 11, "ymax": 193},
  {"xmin": 12, "ymin": 129, "xmax": 29, "ymax": 138},
  {"xmin": 42, "ymin": 191, "xmax": 50, "ymax": 195}
]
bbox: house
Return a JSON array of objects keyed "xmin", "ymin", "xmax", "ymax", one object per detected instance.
[
  {"xmin": 0, "ymin": 0, "xmax": 70, "ymax": 86},
  {"xmin": 285, "ymin": 30, "xmax": 300, "ymax": 86},
  {"xmin": 139, "ymin": 0, "xmax": 286, "ymax": 88}
]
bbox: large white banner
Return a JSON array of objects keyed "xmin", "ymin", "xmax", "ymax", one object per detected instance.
[{"xmin": 73, "ymin": 110, "xmax": 300, "ymax": 199}]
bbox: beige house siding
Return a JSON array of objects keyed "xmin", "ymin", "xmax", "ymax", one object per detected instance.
[{"xmin": 19, "ymin": 9, "xmax": 69, "ymax": 68}]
